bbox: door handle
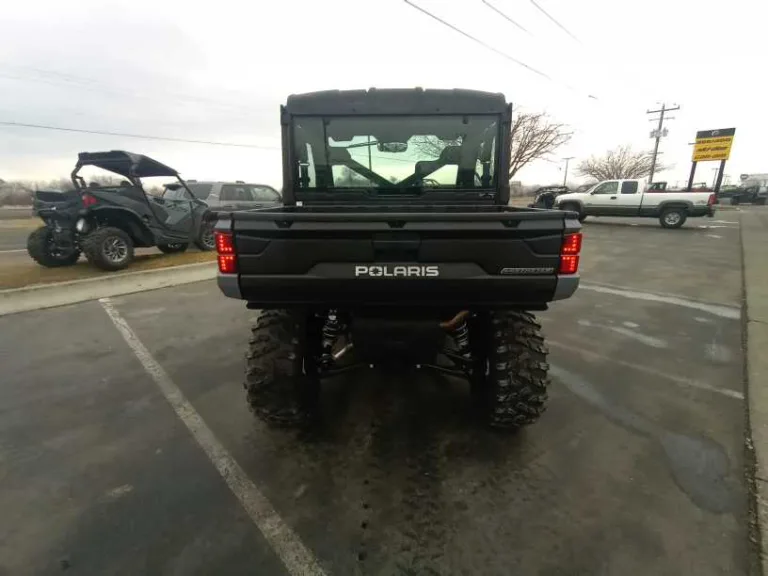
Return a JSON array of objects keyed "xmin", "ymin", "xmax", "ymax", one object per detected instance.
[{"xmin": 610, "ymin": 196, "xmax": 617, "ymax": 199}]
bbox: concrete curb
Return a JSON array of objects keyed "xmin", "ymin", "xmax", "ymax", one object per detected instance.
[
  {"xmin": 742, "ymin": 210, "xmax": 768, "ymax": 572},
  {"xmin": 0, "ymin": 262, "xmax": 217, "ymax": 317}
]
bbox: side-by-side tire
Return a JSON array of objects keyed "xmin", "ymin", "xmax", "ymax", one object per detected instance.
[
  {"xmin": 26, "ymin": 226, "xmax": 80, "ymax": 267},
  {"xmin": 244, "ymin": 309, "xmax": 320, "ymax": 427},
  {"xmin": 157, "ymin": 243, "xmax": 189, "ymax": 254},
  {"xmin": 470, "ymin": 311, "xmax": 550, "ymax": 430},
  {"xmin": 659, "ymin": 207, "xmax": 687, "ymax": 229},
  {"xmin": 82, "ymin": 227, "xmax": 135, "ymax": 271},
  {"xmin": 194, "ymin": 221, "xmax": 216, "ymax": 251}
]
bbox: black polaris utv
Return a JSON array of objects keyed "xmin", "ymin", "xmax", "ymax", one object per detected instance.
[
  {"xmin": 28, "ymin": 151, "xmax": 216, "ymax": 271},
  {"xmin": 213, "ymin": 88, "xmax": 583, "ymax": 430}
]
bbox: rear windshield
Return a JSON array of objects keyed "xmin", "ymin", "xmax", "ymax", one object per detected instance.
[{"xmin": 292, "ymin": 114, "xmax": 499, "ymax": 193}]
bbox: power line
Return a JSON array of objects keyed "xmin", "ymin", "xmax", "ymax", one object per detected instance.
[
  {"xmin": 403, "ymin": 0, "xmax": 551, "ymax": 80},
  {"xmin": 529, "ymin": 0, "xmax": 581, "ymax": 43},
  {"xmin": 0, "ymin": 64, "xmax": 261, "ymax": 115},
  {"xmin": 481, "ymin": 0, "xmax": 530, "ymax": 34},
  {"xmin": 0, "ymin": 121, "xmax": 279, "ymax": 149}
]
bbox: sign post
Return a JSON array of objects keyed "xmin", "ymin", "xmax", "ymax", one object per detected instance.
[{"xmin": 687, "ymin": 128, "xmax": 735, "ymax": 193}]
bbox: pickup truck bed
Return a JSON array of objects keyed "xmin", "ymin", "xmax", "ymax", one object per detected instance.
[{"xmin": 215, "ymin": 204, "xmax": 581, "ymax": 310}]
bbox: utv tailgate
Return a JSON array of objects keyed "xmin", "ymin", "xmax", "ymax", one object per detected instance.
[
  {"xmin": 33, "ymin": 190, "xmax": 83, "ymax": 218},
  {"xmin": 216, "ymin": 206, "xmax": 581, "ymax": 309}
]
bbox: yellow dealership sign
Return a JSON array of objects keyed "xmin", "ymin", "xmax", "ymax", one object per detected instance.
[{"xmin": 692, "ymin": 128, "xmax": 735, "ymax": 162}]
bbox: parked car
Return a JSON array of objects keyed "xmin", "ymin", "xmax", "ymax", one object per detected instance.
[
  {"xmin": 727, "ymin": 174, "xmax": 768, "ymax": 205},
  {"xmin": 553, "ymin": 178, "xmax": 716, "ymax": 228},
  {"xmin": 726, "ymin": 185, "xmax": 767, "ymax": 205},
  {"xmin": 169, "ymin": 180, "xmax": 282, "ymax": 210},
  {"xmin": 28, "ymin": 150, "xmax": 215, "ymax": 271}
]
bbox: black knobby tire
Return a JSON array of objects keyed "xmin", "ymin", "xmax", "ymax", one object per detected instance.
[
  {"xmin": 194, "ymin": 221, "xmax": 216, "ymax": 251},
  {"xmin": 659, "ymin": 207, "xmax": 687, "ymax": 229},
  {"xmin": 244, "ymin": 309, "xmax": 320, "ymax": 427},
  {"xmin": 471, "ymin": 311, "xmax": 550, "ymax": 430},
  {"xmin": 26, "ymin": 226, "xmax": 80, "ymax": 267},
  {"xmin": 157, "ymin": 243, "xmax": 189, "ymax": 254},
  {"xmin": 81, "ymin": 227, "xmax": 135, "ymax": 271}
]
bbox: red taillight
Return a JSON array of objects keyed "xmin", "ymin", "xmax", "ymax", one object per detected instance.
[
  {"xmin": 559, "ymin": 255, "xmax": 580, "ymax": 275},
  {"xmin": 561, "ymin": 232, "xmax": 582, "ymax": 255},
  {"xmin": 214, "ymin": 231, "xmax": 237, "ymax": 274},
  {"xmin": 708, "ymin": 193, "xmax": 716, "ymax": 206},
  {"xmin": 215, "ymin": 230, "xmax": 234, "ymax": 254},
  {"xmin": 82, "ymin": 193, "xmax": 98, "ymax": 207},
  {"xmin": 559, "ymin": 232, "xmax": 583, "ymax": 274},
  {"xmin": 218, "ymin": 254, "xmax": 237, "ymax": 274}
]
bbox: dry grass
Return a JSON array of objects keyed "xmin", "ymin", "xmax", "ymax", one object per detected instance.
[
  {"xmin": 0, "ymin": 251, "xmax": 216, "ymax": 290},
  {"xmin": 509, "ymin": 197, "xmax": 532, "ymax": 207},
  {"xmin": 0, "ymin": 218, "xmax": 41, "ymax": 230}
]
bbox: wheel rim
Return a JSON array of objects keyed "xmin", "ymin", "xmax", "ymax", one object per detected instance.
[
  {"xmin": 664, "ymin": 212, "xmax": 681, "ymax": 225},
  {"xmin": 202, "ymin": 227, "xmax": 215, "ymax": 249},
  {"xmin": 103, "ymin": 236, "xmax": 128, "ymax": 263},
  {"xmin": 48, "ymin": 241, "xmax": 74, "ymax": 260},
  {"xmin": 44, "ymin": 231, "xmax": 76, "ymax": 260}
]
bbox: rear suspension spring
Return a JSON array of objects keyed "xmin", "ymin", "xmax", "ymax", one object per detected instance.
[
  {"xmin": 320, "ymin": 309, "xmax": 343, "ymax": 366},
  {"xmin": 451, "ymin": 318, "xmax": 472, "ymax": 360}
]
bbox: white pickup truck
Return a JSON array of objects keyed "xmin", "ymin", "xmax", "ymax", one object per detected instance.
[{"xmin": 553, "ymin": 179, "xmax": 716, "ymax": 228}]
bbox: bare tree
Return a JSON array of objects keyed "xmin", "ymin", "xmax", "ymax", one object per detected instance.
[
  {"xmin": 509, "ymin": 112, "xmax": 571, "ymax": 179},
  {"xmin": 576, "ymin": 145, "xmax": 668, "ymax": 180},
  {"xmin": 411, "ymin": 113, "xmax": 571, "ymax": 181},
  {"xmin": 410, "ymin": 136, "xmax": 460, "ymax": 159}
]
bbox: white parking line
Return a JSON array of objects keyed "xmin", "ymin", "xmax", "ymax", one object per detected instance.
[
  {"xmin": 99, "ymin": 297, "xmax": 327, "ymax": 576},
  {"xmin": 549, "ymin": 340, "xmax": 744, "ymax": 400},
  {"xmin": 0, "ymin": 249, "xmax": 25, "ymax": 254},
  {"xmin": 579, "ymin": 282, "xmax": 741, "ymax": 320}
]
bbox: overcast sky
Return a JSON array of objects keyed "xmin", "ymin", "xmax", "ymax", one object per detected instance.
[{"xmin": 1, "ymin": 0, "xmax": 765, "ymax": 188}]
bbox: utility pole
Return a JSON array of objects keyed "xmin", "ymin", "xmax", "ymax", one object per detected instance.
[
  {"xmin": 646, "ymin": 103, "xmax": 680, "ymax": 184},
  {"xmin": 562, "ymin": 157, "xmax": 574, "ymax": 186}
]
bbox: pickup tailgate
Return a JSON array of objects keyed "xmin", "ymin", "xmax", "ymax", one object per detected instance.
[{"xmin": 217, "ymin": 206, "xmax": 581, "ymax": 309}]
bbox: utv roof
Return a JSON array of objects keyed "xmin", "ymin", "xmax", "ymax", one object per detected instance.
[
  {"xmin": 76, "ymin": 150, "xmax": 178, "ymax": 178},
  {"xmin": 284, "ymin": 88, "xmax": 508, "ymax": 116}
]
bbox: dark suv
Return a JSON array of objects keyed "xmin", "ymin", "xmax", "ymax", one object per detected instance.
[{"xmin": 174, "ymin": 181, "xmax": 282, "ymax": 211}]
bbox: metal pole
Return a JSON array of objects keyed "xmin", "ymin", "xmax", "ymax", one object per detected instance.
[
  {"xmin": 647, "ymin": 103, "xmax": 680, "ymax": 185},
  {"xmin": 648, "ymin": 104, "xmax": 664, "ymax": 184},
  {"xmin": 367, "ymin": 136, "xmax": 372, "ymax": 170},
  {"xmin": 713, "ymin": 159, "xmax": 726, "ymax": 195},
  {"xmin": 686, "ymin": 161, "xmax": 697, "ymax": 191},
  {"xmin": 562, "ymin": 157, "xmax": 574, "ymax": 186}
]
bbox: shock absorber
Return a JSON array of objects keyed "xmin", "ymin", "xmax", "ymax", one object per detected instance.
[
  {"xmin": 451, "ymin": 317, "xmax": 472, "ymax": 360},
  {"xmin": 320, "ymin": 309, "xmax": 343, "ymax": 366}
]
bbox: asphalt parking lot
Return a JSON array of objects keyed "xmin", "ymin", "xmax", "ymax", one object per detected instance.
[{"xmin": 0, "ymin": 209, "xmax": 756, "ymax": 575}]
